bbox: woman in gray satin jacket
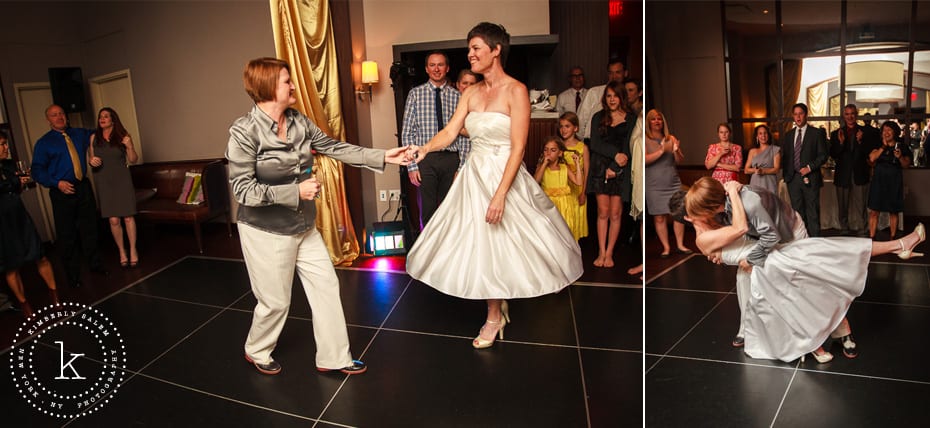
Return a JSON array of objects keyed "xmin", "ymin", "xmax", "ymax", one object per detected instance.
[{"xmin": 227, "ymin": 57, "xmax": 408, "ymax": 376}]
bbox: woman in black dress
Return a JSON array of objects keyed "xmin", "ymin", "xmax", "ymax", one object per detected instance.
[
  {"xmin": 0, "ymin": 131, "xmax": 58, "ymax": 317},
  {"xmin": 588, "ymin": 80, "xmax": 631, "ymax": 268},
  {"xmin": 867, "ymin": 121, "xmax": 911, "ymax": 239}
]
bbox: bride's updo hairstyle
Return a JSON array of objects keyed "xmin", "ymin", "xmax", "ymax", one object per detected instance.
[{"xmin": 467, "ymin": 22, "xmax": 511, "ymax": 67}]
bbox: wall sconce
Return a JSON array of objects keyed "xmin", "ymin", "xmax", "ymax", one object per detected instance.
[{"xmin": 356, "ymin": 60, "xmax": 379, "ymax": 101}]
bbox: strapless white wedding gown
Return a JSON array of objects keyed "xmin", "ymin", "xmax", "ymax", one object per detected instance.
[
  {"xmin": 407, "ymin": 112, "xmax": 583, "ymax": 299},
  {"xmin": 722, "ymin": 236, "xmax": 871, "ymax": 362}
]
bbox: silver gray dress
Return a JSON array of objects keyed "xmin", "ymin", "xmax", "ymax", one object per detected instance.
[
  {"xmin": 93, "ymin": 141, "xmax": 136, "ymax": 218},
  {"xmin": 748, "ymin": 145, "xmax": 780, "ymax": 195},
  {"xmin": 645, "ymin": 136, "xmax": 681, "ymax": 215}
]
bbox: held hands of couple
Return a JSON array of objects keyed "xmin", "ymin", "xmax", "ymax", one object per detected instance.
[
  {"xmin": 738, "ymin": 259, "xmax": 753, "ymax": 273},
  {"xmin": 384, "ymin": 146, "xmax": 411, "ymax": 166},
  {"xmin": 404, "ymin": 145, "xmax": 426, "ymax": 164}
]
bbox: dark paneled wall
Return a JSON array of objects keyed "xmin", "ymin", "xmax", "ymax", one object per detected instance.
[{"xmin": 549, "ymin": 0, "xmax": 611, "ymax": 94}]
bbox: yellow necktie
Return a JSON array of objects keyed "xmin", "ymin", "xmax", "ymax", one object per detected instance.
[{"xmin": 61, "ymin": 132, "xmax": 83, "ymax": 180}]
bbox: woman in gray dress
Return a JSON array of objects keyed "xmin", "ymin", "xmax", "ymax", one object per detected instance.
[
  {"xmin": 744, "ymin": 124, "xmax": 781, "ymax": 195},
  {"xmin": 645, "ymin": 109, "xmax": 691, "ymax": 257},
  {"xmin": 89, "ymin": 107, "xmax": 139, "ymax": 267}
]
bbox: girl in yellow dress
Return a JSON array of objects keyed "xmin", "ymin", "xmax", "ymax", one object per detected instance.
[
  {"xmin": 559, "ymin": 112, "xmax": 589, "ymax": 240},
  {"xmin": 534, "ymin": 137, "xmax": 585, "ymax": 239}
]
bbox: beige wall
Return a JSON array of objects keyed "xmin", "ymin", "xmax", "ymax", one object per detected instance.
[
  {"xmin": 359, "ymin": 0, "xmax": 550, "ymax": 227},
  {"xmin": 0, "ymin": 0, "xmax": 273, "ymax": 236},
  {"xmin": 0, "ymin": 1, "xmax": 274, "ymax": 163},
  {"xmin": 0, "ymin": 0, "xmax": 550, "ymax": 235}
]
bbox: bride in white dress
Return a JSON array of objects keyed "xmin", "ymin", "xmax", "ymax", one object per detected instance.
[
  {"xmin": 696, "ymin": 181, "xmax": 924, "ymax": 362},
  {"xmin": 405, "ymin": 23, "xmax": 583, "ymax": 349}
]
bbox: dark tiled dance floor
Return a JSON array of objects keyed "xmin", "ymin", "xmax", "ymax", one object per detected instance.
[
  {"xmin": 3, "ymin": 246, "xmax": 639, "ymax": 427},
  {"xmin": 645, "ymin": 253, "xmax": 930, "ymax": 427}
]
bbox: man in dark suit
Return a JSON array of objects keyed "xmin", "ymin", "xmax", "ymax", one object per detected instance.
[
  {"xmin": 830, "ymin": 104, "xmax": 880, "ymax": 236},
  {"xmin": 782, "ymin": 103, "xmax": 828, "ymax": 237}
]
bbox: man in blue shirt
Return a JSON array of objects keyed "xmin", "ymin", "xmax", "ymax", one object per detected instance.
[
  {"xmin": 31, "ymin": 104, "xmax": 106, "ymax": 287},
  {"xmin": 401, "ymin": 51, "xmax": 468, "ymax": 228}
]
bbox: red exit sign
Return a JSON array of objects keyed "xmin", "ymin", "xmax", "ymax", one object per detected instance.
[{"xmin": 610, "ymin": 0, "xmax": 622, "ymax": 17}]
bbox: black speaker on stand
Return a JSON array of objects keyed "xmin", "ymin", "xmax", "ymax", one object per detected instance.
[{"xmin": 48, "ymin": 67, "xmax": 86, "ymax": 113}]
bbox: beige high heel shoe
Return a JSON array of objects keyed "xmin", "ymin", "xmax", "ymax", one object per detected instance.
[
  {"xmin": 800, "ymin": 347, "xmax": 833, "ymax": 364},
  {"xmin": 896, "ymin": 223, "xmax": 925, "ymax": 260},
  {"xmin": 472, "ymin": 301, "xmax": 510, "ymax": 349}
]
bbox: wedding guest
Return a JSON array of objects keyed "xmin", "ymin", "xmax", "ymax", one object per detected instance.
[
  {"xmin": 558, "ymin": 112, "xmax": 589, "ymax": 240},
  {"xmin": 31, "ymin": 104, "xmax": 107, "ymax": 288},
  {"xmin": 556, "ymin": 66, "xmax": 587, "ymax": 114},
  {"xmin": 89, "ymin": 107, "xmax": 139, "ymax": 267},
  {"xmin": 1, "ymin": 130, "xmax": 58, "ymax": 317},
  {"xmin": 645, "ymin": 109, "xmax": 691, "ymax": 257},
  {"xmin": 744, "ymin": 125, "xmax": 780, "ymax": 195},
  {"xmin": 588, "ymin": 80, "xmax": 631, "ymax": 268},
  {"xmin": 705, "ymin": 123, "xmax": 742, "ymax": 184},
  {"xmin": 534, "ymin": 136, "xmax": 584, "ymax": 234},
  {"xmin": 868, "ymin": 121, "xmax": 911, "ymax": 239},
  {"xmin": 455, "ymin": 69, "xmax": 480, "ymax": 93}
]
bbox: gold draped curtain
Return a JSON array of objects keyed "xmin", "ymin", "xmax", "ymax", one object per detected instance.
[
  {"xmin": 270, "ymin": 0, "xmax": 360, "ymax": 265},
  {"xmin": 806, "ymin": 81, "xmax": 830, "ymax": 133}
]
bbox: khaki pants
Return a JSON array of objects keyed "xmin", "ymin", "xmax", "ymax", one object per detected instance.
[{"xmin": 240, "ymin": 223, "xmax": 353, "ymax": 369}]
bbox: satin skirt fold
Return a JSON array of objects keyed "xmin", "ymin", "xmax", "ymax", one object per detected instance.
[
  {"xmin": 727, "ymin": 237, "xmax": 871, "ymax": 362},
  {"xmin": 407, "ymin": 112, "xmax": 583, "ymax": 299}
]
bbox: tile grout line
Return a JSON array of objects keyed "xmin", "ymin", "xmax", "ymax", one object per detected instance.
[
  {"xmin": 94, "ymin": 371, "xmax": 322, "ymax": 425},
  {"xmin": 0, "ymin": 255, "xmax": 192, "ymax": 356},
  {"xmin": 644, "ymin": 253, "xmax": 698, "ymax": 285},
  {"xmin": 567, "ymin": 289, "xmax": 593, "ymax": 428},
  {"xmin": 769, "ymin": 361, "xmax": 801, "ymax": 428},
  {"xmin": 69, "ymin": 287, "xmax": 258, "ymax": 423},
  {"xmin": 645, "ymin": 352, "xmax": 930, "ymax": 386},
  {"xmin": 645, "ymin": 290, "xmax": 732, "ymax": 375},
  {"xmin": 21, "ymin": 256, "xmax": 631, "ymax": 426},
  {"xmin": 57, "ymin": 287, "xmax": 256, "ymax": 427},
  {"xmin": 647, "ymin": 287, "xmax": 930, "ymax": 311},
  {"xmin": 312, "ymin": 276, "xmax": 416, "ymax": 426}
]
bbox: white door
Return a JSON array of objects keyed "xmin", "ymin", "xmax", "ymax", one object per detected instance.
[
  {"xmin": 88, "ymin": 69, "xmax": 143, "ymax": 162},
  {"xmin": 13, "ymin": 83, "xmax": 56, "ymax": 241}
]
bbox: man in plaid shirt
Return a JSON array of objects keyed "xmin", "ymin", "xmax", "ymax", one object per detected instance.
[{"xmin": 401, "ymin": 51, "xmax": 469, "ymax": 228}]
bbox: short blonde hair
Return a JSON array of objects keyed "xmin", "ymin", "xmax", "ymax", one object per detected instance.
[{"xmin": 243, "ymin": 57, "xmax": 290, "ymax": 103}]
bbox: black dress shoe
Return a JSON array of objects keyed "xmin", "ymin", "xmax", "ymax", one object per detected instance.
[
  {"xmin": 731, "ymin": 336, "xmax": 745, "ymax": 348},
  {"xmin": 837, "ymin": 335, "xmax": 858, "ymax": 359},
  {"xmin": 244, "ymin": 354, "xmax": 281, "ymax": 375},
  {"xmin": 90, "ymin": 266, "xmax": 109, "ymax": 276},
  {"xmin": 317, "ymin": 359, "xmax": 367, "ymax": 375},
  {"xmin": 69, "ymin": 277, "xmax": 82, "ymax": 288}
]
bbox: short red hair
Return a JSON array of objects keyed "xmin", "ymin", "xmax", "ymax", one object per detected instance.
[{"xmin": 243, "ymin": 57, "xmax": 290, "ymax": 103}]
